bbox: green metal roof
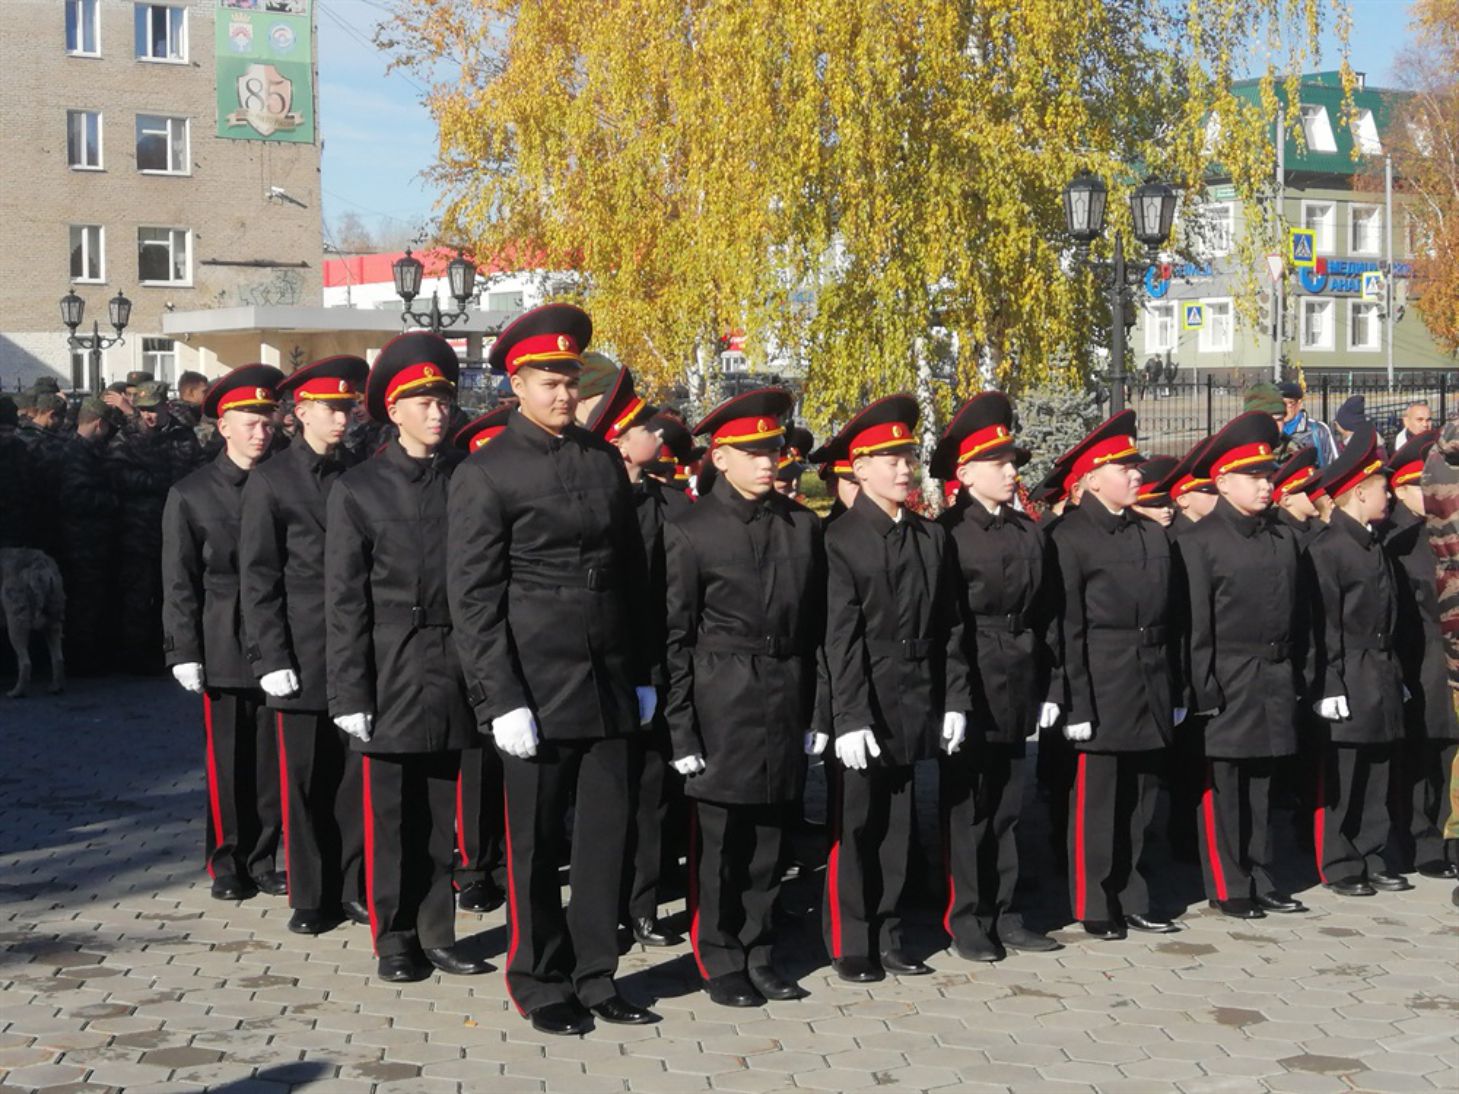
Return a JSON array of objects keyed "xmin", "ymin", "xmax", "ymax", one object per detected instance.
[{"xmin": 1227, "ymin": 73, "xmax": 1412, "ymax": 177}]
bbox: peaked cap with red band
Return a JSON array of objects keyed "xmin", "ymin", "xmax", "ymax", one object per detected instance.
[
  {"xmin": 365, "ymin": 331, "xmax": 459, "ymax": 423},
  {"xmin": 692, "ymin": 387, "xmax": 793, "ymax": 451},
  {"xmin": 1064, "ymin": 409, "xmax": 1143, "ymax": 485},
  {"xmin": 1321, "ymin": 422, "xmax": 1386, "ymax": 500},
  {"xmin": 586, "ymin": 366, "xmax": 654, "ymax": 442},
  {"xmin": 1385, "ymin": 428, "xmax": 1437, "ymax": 489},
  {"xmin": 279, "ymin": 355, "xmax": 368, "ymax": 404},
  {"xmin": 454, "ymin": 404, "xmax": 513, "ymax": 453},
  {"xmin": 779, "ymin": 426, "xmax": 815, "ymax": 478},
  {"xmin": 1030, "ymin": 456, "xmax": 1074, "ymax": 506},
  {"xmin": 204, "ymin": 363, "xmax": 285, "ymax": 419},
  {"xmin": 1271, "ymin": 445, "xmax": 1320, "ymax": 503},
  {"xmin": 1196, "ymin": 411, "xmax": 1281, "ymax": 481},
  {"xmin": 929, "ymin": 390, "xmax": 1028, "ymax": 481},
  {"xmin": 487, "ymin": 302, "xmax": 592, "ymax": 376},
  {"xmin": 1134, "ymin": 455, "xmax": 1179, "ymax": 504},
  {"xmin": 815, "ymin": 394, "xmax": 920, "ymax": 469},
  {"xmin": 1158, "ymin": 436, "xmax": 1218, "ymax": 500}
]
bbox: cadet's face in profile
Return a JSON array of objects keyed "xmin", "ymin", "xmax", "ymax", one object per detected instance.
[
  {"xmin": 1087, "ymin": 462, "xmax": 1139, "ymax": 509},
  {"xmin": 388, "ymin": 394, "xmax": 450, "ymax": 448},
  {"xmin": 836, "ymin": 477, "xmax": 860, "ymax": 508},
  {"xmin": 511, "ymin": 368, "xmax": 579, "ymax": 433},
  {"xmin": 1217, "ymin": 470, "xmax": 1272, "ymax": 515},
  {"xmin": 615, "ymin": 423, "xmax": 659, "ymax": 468},
  {"xmin": 297, "ymin": 399, "xmax": 352, "ymax": 447},
  {"xmin": 219, "ymin": 408, "xmax": 274, "ymax": 461},
  {"xmin": 1178, "ymin": 490, "xmax": 1219, "ymax": 520},
  {"xmin": 1352, "ymin": 473, "xmax": 1391, "ymax": 523},
  {"xmin": 855, "ymin": 452, "xmax": 914, "ymax": 507},
  {"xmin": 1133, "ymin": 502, "xmax": 1175, "ymax": 527},
  {"xmin": 712, "ymin": 443, "xmax": 775, "ymax": 498},
  {"xmin": 1282, "ymin": 489, "xmax": 1319, "ymax": 520},
  {"xmin": 958, "ymin": 455, "xmax": 1017, "ymax": 506}
]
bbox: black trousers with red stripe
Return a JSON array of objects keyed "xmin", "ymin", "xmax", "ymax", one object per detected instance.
[
  {"xmin": 940, "ymin": 742, "xmax": 1027, "ymax": 944},
  {"xmin": 276, "ymin": 711, "xmax": 364, "ymax": 913},
  {"xmin": 1315, "ymin": 740, "xmax": 1393, "ymax": 885},
  {"xmin": 1197, "ymin": 757, "xmax": 1277, "ymax": 903},
  {"xmin": 501, "ymin": 736, "xmax": 629, "ymax": 1015},
  {"xmin": 822, "ymin": 762, "xmax": 914, "ymax": 960},
  {"xmin": 362, "ymin": 750, "xmax": 461, "ymax": 958},
  {"xmin": 454, "ymin": 745, "xmax": 504, "ymax": 889},
  {"xmin": 1067, "ymin": 749, "xmax": 1161, "ymax": 924},
  {"xmin": 202, "ymin": 689, "xmax": 281, "ymax": 883},
  {"xmin": 689, "ymin": 799, "xmax": 785, "ymax": 980}
]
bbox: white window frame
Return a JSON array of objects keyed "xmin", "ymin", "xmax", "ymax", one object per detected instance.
[
  {"xmin": 1143, "ymin": 302, "xmax": 1176, "ymax": 354},
  {"xmin": 1198, "ymin": 298, "xmax": 1234, "ymax": 354},
  {"xmin": 1300, "ymin": 297, "xmax": 1334, "ymax": 352},
  {"xmin": 486, "ymin": 290, "xmax": 524, "ymax": 313},
  {"xmin": 65, "ymin": 0, "xmax": 101, "ymax": 57},
  {"xmin": 67, "ymin": 109, "xmax": 103, "ymax": 170},
  {"xmin": 134, "ymin": 3, "xmax": 187, "ymax": 64},
  {"xmin": 70, "ymin": 225, "xmax": 105, "ymax": 283},
  {"xmin": 1201, "ymin": 202, "xmax": 1234, "ymax": 258},
  {"xmin": 137, "ymin": 226, "xmax": 191, "ymax": 286},
  {"xmin": 1301, "ymin": 200, "xmax": 1336, "ymax": 254},
  {"xmin": 135, "ymin": 114, "xmax": 190, "ymax": 175},
  {"xmin": 1299, "ymin": 104, "xmax": 1338, "ymax": 153},
  {"xmin": 1348, "ymin": 300, "xmax": 1381, "ymax": 352},
  {"xmin": 141, "ymin": 337, "xmax": 178, "ymax": 384},
  {"xmin": 721, "ymin": 352, "xmax": 748, "ymax": 375},
  {"xmin": 1349, "ymin": 203, "xmax": 1383, "ymax": 257},
  {"xmin": 1350, "ymin": 109, "xmax": 1382, "ymax": 155}
]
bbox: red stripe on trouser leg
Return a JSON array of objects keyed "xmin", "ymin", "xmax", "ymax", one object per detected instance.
[
  {"xmin": 1073, "ymin": 753, "xmax": 1088, "ymax": 921},
  {"xmin": 941, "ymin": 794, "xmax": 955, "ymax": 938},
  {"xmin": 456, "ymin": 770, "xmax": 470, "ymax": 868},
  {"xmin": 826, "ymin": 769, "xmax": 844, "ymax": 959},
  {"xmin": 202, "ymin": 694, "xmax": 224, "ymax": 879},
  {"xmin": 276, "ymin": 715, "xmax": 292, "ymax": 887},
  {"xmin": 361, "ymin": 756, "xmax": 379, "ymax": 954},
  {"xmin": 688, "ymin": 804, "xmax": 708, "ymax": 980},
  {"xmin": 1201, "ymin": 762, "xmax": 1229, "ymax": 902},
  {"xmin": 1313, "ymin": 754, "xmax": 1327, "ymax": 884},
  {"xmin": 501, "ymin": 786, "xmax": 525, "ymax": 1015}
]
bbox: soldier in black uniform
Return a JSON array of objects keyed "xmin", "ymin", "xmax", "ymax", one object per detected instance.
[
  {"xmin": 1047, "ymin": 410, "xmax": 1184, "ymax": 939},
  {"xmin": 662, "ymin": 387, "xmax": 825, "ymax": 1006},
  {"xmin": 819, "ymin": 395, "xmax": 971, "ymax": 983},
  {"xmin": 325, "ymin": 334, "xmax": 489, "ymax": 982},
  {"xmin": 447, "ymin": 304, "xmax": 658, "ymax": 1035},
  {"xmin": 162, "ymin": 365, "xmax": 286, "ymax": 902},
  {"xmin": 240, "ymin": 356, "xmax": 371, "ymax": 935},
  {"xmin": 1176, "ymin": 412, "xmax": 1308, "ymax": 918},
  {"xmin": 1306, "ymin": 423, "xmax": 1411, "ymax": 896},
  {"xmin": 1270, "ymin": 447, "xmax": 1324, "ymax": 547}
]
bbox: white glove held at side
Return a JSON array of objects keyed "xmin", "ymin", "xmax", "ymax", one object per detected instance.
[
  {"xmin": 1315, "ymin": 695, "xmax": 1351, "ymax": 721},
  {"xmin": 260, "ymin": 668, "xmax": 300, "ymax": 699},
  {"xmin": 492, "ymin": 706, "xmax": 539, "ymax": 759},
  {"xmin": 172, "ymin": 662, "xmax": 205, "ymax": 694},
  {"xmin": 1063, "ymin": 721, "xmax": 1094, "ymax": 742},
  {"xmin": 835, "ymin": 728, "xmax": 882, "ymax": 771},
  {"xmin": 1038, "ymin": 702, "xmax": 1061, "ymax": 730},
  {"xmin": 941, "ymin": 711, "xmax": 967, "ymax": 755},
  {"xmin": 672, "ymin": 753, "xmax": 706, "ymax": 776},
  {"xmin": 804, "ymin": 731, "xmax": 829, "ymax": 757},
  {"xmin": 334, "ymin": 712, "xmax": 373, "ymax": 742},
  {"xmin": 636, "ymin": 686, "xmax": 658, "ymax": 724}
]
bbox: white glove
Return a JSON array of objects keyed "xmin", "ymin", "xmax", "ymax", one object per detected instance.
[
  {"xmin": 804, "ymin": 731, "xmax": 829, "ymax": 757},
  {"xmin": 260, "ymin": 668, "xmax": 300, "ymax": 699},
  {"xmin": 1063, "ymin": 721, "xmax": 1094, "ymax": 742},
  {"xmin": 636, "ymin": 686, "xmax": 658, "ymax": 724},
  {"xmin": 334, "ymin": 712, "xmax": 373, "ymax": 742},
  {"xmin": 941, "ymin": 711, "xmax": 967, "ymax": 755},
  {"xmin": 1172, "ymin": 707, "xmax": 1188, "ymax": 727},
  {"xmin": 1403, "ymin": 685, "xmax": 1413, "ymax": 702},
  {"xmin": 1038, "ymin": 702, "xmax": 1061, "ymax": 730},
  {"xmin": 172, "ymin": 662, "xmax": 204, "ymax": 694},
  {"xmin": 835, "ymin": 728, "xmax": 882, "ymax": 771},
  {"xmin": 492, "ymin": 706, "xmax": 539, "ymax": 759},
  {"xmin": 1315, "ymin": 695, "xmax": 1351, "ymax": 721},
  {"xmin": 672, "ymin": 753, "xmax": 706, "ymax": 775}
]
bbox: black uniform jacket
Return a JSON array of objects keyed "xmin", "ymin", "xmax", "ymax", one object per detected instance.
[
  {"xmin": 1382, "ymin": 504, "xmax": 1459, "ymax": 741},
  {"xmin": 663, "ymin": 485, "xmax": 826, "ymax": 804},
  {"xmin": 1307, "ymin": 508, "xmax": 1405, "ymax": 746},
  {"xmin": 1046, "ymin": 496, "xmax": 1179, "ymax": 752},
  {"xmin": 1176, "ymin": 498, "xmax": 1303, "ymax": 760},
  {"xmin": 239, "ymin": 435, "xmax": 354, "ymax": 712},
  {"xmin": 324, "ymin": 441, "xmax": 474, "ymax": 754},
  {"xmin": 633, "ymin": 474, "xmax": 692, "ymax": 689},
  {"xmin": 939, "ymin": 497, "xmax": 1052, "ymax": 745},
  {"xmin": 1275, "ymin": 508, "xmax": 1324, "ymax": 551},
  {"xmin": 824, "ymin": 492, "xmax": 971, "ymax": 766},
  {"xmin": 446, "ymin": 411, "xmax": 650, "ymax": 741},
  {"xmin": 162, "ymin": 450, "xmax": 258, "ymax": 690}
]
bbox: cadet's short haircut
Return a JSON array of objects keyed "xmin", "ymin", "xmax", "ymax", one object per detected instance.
[{"xmin": 178, "ymin": 370, "xmax": 208, "ymax": 393}]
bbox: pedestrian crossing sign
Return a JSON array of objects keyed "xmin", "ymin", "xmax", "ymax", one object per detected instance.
[
  {"xmin": 1288, "ymin": 227, "xmax": 1317, "ymax": 269},
  {"xmin": 1361, "ymin": 271, "xmax": 1385, "ymax": 302},
  {"xmin": 1182, "ymin": 303, "xmax": 1206, "ymax": 331}
]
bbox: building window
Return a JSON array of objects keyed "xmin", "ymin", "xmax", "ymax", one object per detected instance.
[
  {"xmin": 138, "ymin": 227, "xmax": 190, "ymax": 285},
  {"xmin": 136, "ymin": 114, "xmax": 189, "ymax": 174},
  {"xmin": 134, "ymin": 4, "xmax": 186, "ymax": 63},
  {"xmin": 70, "ymin": 225, "xmax": 105, "ymax": 283},
  {"xmin": 66, "ymin": 0, "xmax": 100, "ymax": 56},
  {"xmin": 721, "ymin": 352, "xmax": 748, "ymax": 375},
  {"xmin": 1300, "ymin": 298, "xmax": 1334, "ymax": 352},
  {"xmin": 1143, "ymin": 302, "xmax": 1176, "ymax": 354},
  {"xmin": 67, "ymin": 109, "xmax": 102, "ymax": 170},
  {"xmin": 141, "ymin": 337, "xmax": 178, "ymax": 384},
  {"xmin": 1350, "ymin": 109, "xmax": 1382, "ymax": 155},
  {"xmin": 1200, "ymin": 203, "xmax": 1234, "ymax": 258},
  {"xmin": 1299, "ymin": 104, "xmax": 1337, "ymax": 153},
  {"xmin": 1302, "ymin": 201, "xmax": 1335, "ymax": 254},
  {"xmin": 1349, "ymin": 301, "xmax": 1381, "ymax": 351},
  {"xmin": 1350, "ymin": 204, "xmax": 1382, "ymax": 256},
  {"xmin": 486, "ymin": 290, "xmax": 524, "ymax": 313},
  {"xmin": 1198, "ymin": 299, "xmax": 1233, "ymax": 353}
]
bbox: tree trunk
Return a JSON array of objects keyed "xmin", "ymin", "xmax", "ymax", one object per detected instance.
[{"xmin": 914, "ymin": 335, "xmax": 941, "ymax": 510}]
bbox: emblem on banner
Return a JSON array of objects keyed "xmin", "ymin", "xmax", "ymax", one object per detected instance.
[{"xmin": 225, "ymin": 64, "xmax": 304, "ymax": 138}]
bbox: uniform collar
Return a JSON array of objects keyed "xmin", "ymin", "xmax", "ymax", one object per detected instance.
[
  {"xmin": 213, "ymin": 448, "xmax": 250, "ymax": 485},
  {"xmin": 716, "ymin": 483, "xmax": 778, "ymax": 523},
  {"xmin": 291, "ymin": 432, "xmax": 339, "ymax": 473},
  {"xmin": 852, "ymin": 490, "xmax": 907, "ymax": 536},
  {"xmin": 964, "ymin": 495, "xmax": 1004, "ymax": 530},
  {"xmin": 1214, "ymin": 496, "xmax": 1263, "ymax": 537},
  {"xmin": 382, "ymin": 436, "xmax": 441, "ymax": 481},
  {"xmin": 1077, "ymin": 494, "xmax": 1129, "ymax": 532},
  {"xmin": 1332, "ymin": 506, "xmax": 1376, "ymax": 546},
  {"xmin": 507, "ymin": 406, "xmax": 571, "ymax": 452}
]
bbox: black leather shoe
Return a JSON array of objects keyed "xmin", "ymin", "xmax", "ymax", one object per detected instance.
[
  {"xmin": 1125, "ymin": 913, "xmax": 1179, "ymax": 934},
  {"xmin": 457, "ymin": 881, "xmax": 504, "ymax": 914},
  {"xmin": 748, "ymin": 965, "xmax": 808, "ymax": 1001},
  {"xmin": 590, "ymin": 993, "xmax": 659, "ymax": 1025},
  {"xmin": 705, "ymin": 972, "xmax": 765, "ymax": 1007},
  {"xmin": 1369, "ymin": 872, "xmax": 1414, "ymax": 892},
  {"xmin": 632, "ymin": 916, "xmax": 683, "ymax": 947},
  {"xmin": 880, "ymin": 948, "xmax": 932, "ymax": 975},
  {"xmin": 1254, "ymin": 892, "xmax": 1307, "ymax": 913},
  {"xmin": 832, "ymin": 957, "xmax": 885, "ymax": 983},
  {"xmin": 1327, "ymin": 878, "xmax": 1376, "ymax": 897},
  {"xmin": 1210, "ymin": 898, "xmax": 1264, "ymax": 919},
  {"xmin": 952, "ymin": 934, "xmax": 1005, "ymax": 962},
  {"xmin": 210, "ymin": 875, "xmax": 254, "ymax": 902},
  {"xmin": 287, "ymin": 908, "xmax": 341, "ymax": 935},
  {"xmin": 252, "ymin": 870, "xmax": 289, "ymax": 897},
  {"xmin": 342, "ymin": 899, "xmax": 371, "ymax": 926},
  {"xmin": 377, "ymin": 952, "xmax": 432, "ymax": 982},
  {"xmin": 530, "ymin": 1000, "xmax": 591, "ymax": 1036},
  {"xmin": 424, "ymin": 946, "xmax": 493, "ymax": 975},
  {"xmin": 1082, "ymin": 920, "xmax": 1126, "ymax": 940},
  {"xmin": 1417, "ymin": 861, "xmax": 1458, "ymax": 880},
  {"xmin": 998, "ymin": 925, "xmax": 1062, "ymax": 953}
]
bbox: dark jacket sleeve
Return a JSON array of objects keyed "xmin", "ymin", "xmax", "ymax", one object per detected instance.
[
  {"xmin": 662, "ymin": 521, "xmax": 704, "ymax": 760},
  {"xmin": 938, "ymin": 528, "xmax": 974, "ymax": 714},
  {"xmin": 1052, "ymin": 531, "xmax": 1095, "ymax": 726},
  {"xmin": 1178, "ymin": 536, "xmax": 1224, "ymax": 714},
  {"xmin": 825, "ymin": 533, "xmax": 874, "ymax": 735},
  {"xmin": 160, "ymin": 486, "xmax": 203, "ymax": 667},
  {"xmin": 324, "ymin": 479, "xmax": 375, "ymax": 717},
  {"xmin": 238, "ymin": 472, "xmax": 292, "ymax": 678},
  {"xmin": 1312, "ymin": 541, "xmax": 1347, "ymax": 701}
]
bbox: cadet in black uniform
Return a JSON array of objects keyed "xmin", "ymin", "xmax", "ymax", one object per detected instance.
[
  {"xmin": 1164, "ymin": 438, "xmax": 1218, "ymax": 535},
  {"xmin": 1306, "ymin": 423, "xmax": 1412, "ymax": 896},
  {"xmin": 932, "ymin": 393, "xmax": 1061, "ymax": 962},
  {"xmin": 325, "ymin": 334, "xmax": 489, "ymax": 981},
  {"xmin": 1177, "ymin": 412, "xmax": 1308, "ymax": 918},
  {"xmin": 1270, "ymin": 447, "xmax": 1324, "ymax": 547},
  {"xmin": 163, "ymin": 365, "xmax": 286, "ymax": 902},
  {"xmin": 662, "ymin": 387, "xmax": 825, "ymax": 1006},
  {"xmin": 240, "ymin": 356, "xmax": 371, "ymax": 935},
  {"xmin": 1131, "ymin": 455, "xmax": 1177, "ymax": 528},
  {"xmin": 1047, "ymin": 411, "xmax": 1184, "ymax": 939},
  {"xmin": 820, "ymin": 395, "xmax": 971, "ymax": 982},
  {"xmin": 447, "ymin": 304, "xmax": 658, "ymax": 1036}
]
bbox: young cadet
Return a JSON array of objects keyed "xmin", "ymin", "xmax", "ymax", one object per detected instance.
[
  {"xmin": 163, "ymin": 364, "xmax": 286, "ymax": 902},
  {"xmin": 774, "ymin": 426, "xmax": 814, "ymax": 499},
  {"xmin": 325, "ymin": 333, "xmax": 487, "ymax": 982},
  {"xmin": 1047, "ymin": 410, "xmax": 1185, "ymax": 939},
  {"xmin": 1177, "ymin": 412, "xmax": 1308, "ymax": 918},
  {"xmin": 240, "ymin": 355, "xmax": 370, "ymax": 934},
  {"xmin": 447, "ymin": 304, "xmax": 658, "ymax": 1036},
  {"xmin": 1163, "ymin": 438, "xmax": 1219, "ymax": 535},
  {"xmin": 644, "ymin": 411, "xmax": 697, "ymax": 494},
  {"xmin": 1131, "ymin": 455, "xmax": 1178, "ymax": 528},
  {"xmin": 1381, "ymin": 431, "xmax": 1459, "ymax": 878},
  {"xmin": 1270, "ymin": 447, "xmax": 1325, "ymax": 547},
  {"xmin": 808, "ymin": 442, "xmax": 860, "ymax": 523},
  {"xmin": 820, "ymin": 395, "xmax": 970, "ymax": 983},
  {"xmin": 663, "ymin": 387, "xmax": 825, "ymax": 1007},
  {"xmin": 1306, "ymin": 422, "xmax": 1411, "ymax": 897},
  {"xmin": 587, "ymin": 367, "xmax": 691, "ymax": 948},
  {"xmin": 932, "ymin": 393, "xmax": 1061, "ymax": 962}
]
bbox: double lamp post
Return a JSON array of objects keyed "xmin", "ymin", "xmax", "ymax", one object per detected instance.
[{"xmin": 59, "ymin": 288, "xmax": 133, "ymax": 394}]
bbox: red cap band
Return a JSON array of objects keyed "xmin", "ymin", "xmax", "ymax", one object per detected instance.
[
  {"xmin": 1211, "ymin": 441, "xmax": 1274, "ymax": 477},
  {"xmin": 385, "ymin": 361, "xmax": 455, "ymax": 406},
  {"xmin": 1391, "ymin": 460, "xmax": 1424, "ymax": 488},
  {"xmin": 469, "ymin": 426, "xmax": 507, "ymax": 451},
  {"xmin": 957, "ymin": 424, "xmax": 1014, "ymax": 465},
  {"xmin": 849, "ymin": 420, "xmax": 915, "ymax": 457},
  {"xmin": 1273, "ymin": 467, "xmax": 1318, "ymax": 502},
  {"xmin": 1171, "ymin": 473, "xmax": 1212, "ymax": 500},
  {"xmin": 1070, "ymin": 435, "xmax": 1138, "ymax": 481},
  {"xmin": 1137, "ymin": 480, "xmax": 1168, "ymax": 501},
  {"xmin": 603, "ymin": 395, "xmax": 648, "ymax": 443},
  {"xmin": 712, "ymin": 415, "xmax": 784, "ymax": 447},
  {"xmin": 505, "ymin": 331, "xmax": 582, "ymax": 375},
  {"xmin": 1327, "ymin": 456, "xmax": 1385, "ymax": 499}
]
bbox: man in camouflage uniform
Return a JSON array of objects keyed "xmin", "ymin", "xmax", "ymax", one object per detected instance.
[
  {"xmin": 58, "ymin": 398, "xmax": 125, "ymax": 675},
  {"xmin": 1421, "ymin": 422, "xmax": 1459, "ymax": 902},
  {"xmin": 21, "ymin": 393, "xmax": 70, "ymax": 559}
]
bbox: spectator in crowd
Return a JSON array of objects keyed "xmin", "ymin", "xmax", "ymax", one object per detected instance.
[
  {"xmin": 1275, "ymin": 382, "xmax": 1339, "ymax": 467},
  {"xmin": 1395, "ymin": 401, "xmax": 1434, "ymax": 451},
  {"xmin": 1332, "ymin": 395, "xmax": 1367, "ymax": 453},
  {"xmin": 1421, "ymin": 421, "xmax": 1459, "ymax": 906}
]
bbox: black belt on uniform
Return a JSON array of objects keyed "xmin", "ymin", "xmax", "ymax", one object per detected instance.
[
  {"xmin": 513, "ymin": 567, "xmax": 617, "ymax": 591},
  {"xmin": 1226, "ymin": 639, "xmax": 1291, "ymax": 662},
  {"xmin": 1091, "ymin": 624, "xmax": 1168, "ymax": 647},
  {"xmin": 1350, "ymin": 634, "xmax": 1393, "ymax": 653},
  {"xmin": 694, "ymin": 633, "xmax": 803, "ymax": 660},
  {"xmin": 375, "ymin": 605, "xmax": 453, "ymax": 628},
  {"xmin": 974, "ymin": 612, "xmax": 1030, "ymax": 634},
  {"xmin": 866, "ymin": 637, "xmax": 932, "ymax": 661}
]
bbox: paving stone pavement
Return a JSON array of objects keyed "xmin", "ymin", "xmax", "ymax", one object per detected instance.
[{"xmin": 2, "ymin": 676, "xmax": 1457, "ymax": 1093}]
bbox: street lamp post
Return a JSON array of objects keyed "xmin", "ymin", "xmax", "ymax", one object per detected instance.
[
  {"xmin": 1063, "ymin": 170, "xmax": 1179, "ymax": 413},
  {"xmin": 60, "ymin": 288, "xmax": 132, "ymax": 393},
  {"xmin": 392, "ymin": 248, "xmax": 478, "ymax": 334}
]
